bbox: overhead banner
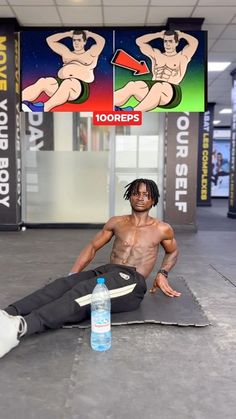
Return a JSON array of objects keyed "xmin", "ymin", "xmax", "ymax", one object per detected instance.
[
  {"xmin": 228, "ymin": 71, "xmax": 236, "ymax": 218},
  {"xmin": 164, "ymin": 112, "xmax": 199, "ymax": 229},
  {"xmin": 0, "ymin": 20, "xmax": 21, "ymax": 230},
  {"xmin": 197, "ymin": 103, "xmax": 215, "ymax": 206},
  {"xmin": 21, "ymin": 28, "xmax": 206, "ymax": 113}
]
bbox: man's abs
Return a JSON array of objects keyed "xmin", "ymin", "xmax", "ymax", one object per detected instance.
[
  {"xmin": 110, "ymin": 243, "xmax": 158, "ymax": 279},
  {"xmin": 153, "ymin": 64, "xmax": 179, "ymax": 82}
]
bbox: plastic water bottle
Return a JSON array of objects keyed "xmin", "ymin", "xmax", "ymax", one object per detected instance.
[{"xmin": 91, "ymin": 277, "xmax": 111, "ymax": 351}]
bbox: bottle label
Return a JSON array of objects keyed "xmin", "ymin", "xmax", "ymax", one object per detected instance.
[{"xmin": 91, "ymin": 311, "xmax": 111, "ymax": 334}]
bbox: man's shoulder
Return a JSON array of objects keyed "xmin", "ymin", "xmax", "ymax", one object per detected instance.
[
  {"xmin": 152, "ymin": 219, "xmax": 173, "ymax": 234},
  {"xmin": 179, "ymin": 50, "xmax": 191, "ymax": 62},
  {"xmin": 104, "ymin": 215, "xmax": 127, "ymax": 228},
  {"xmin": 109, "ymin": 215, "xmax": 128, "ymax": 221},
  {"xmin": 150, "ymin": 217, "xmax": 168, "ymax": 227},
  {"xmin": 160, "ymin": 219, "xmax": 173, "ymax": 229}
]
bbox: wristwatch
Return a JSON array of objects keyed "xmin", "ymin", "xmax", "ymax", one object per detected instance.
[{"xmin": 158, "ymin": 269, "xmax": 168, "ymax": 278}]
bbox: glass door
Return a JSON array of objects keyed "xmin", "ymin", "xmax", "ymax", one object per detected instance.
[
  {"xmin": 22, "ymin": 112, "xmax": 111, "ymax": 224},
  {"xmin": 21, "ymin": 112, "xmax": 165, "ymax": 224},
  {"xmin": 112, "ymin": 113, "xmax": 165, "ymax": 220}
]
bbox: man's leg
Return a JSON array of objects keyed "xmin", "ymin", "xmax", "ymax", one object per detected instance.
[
  {"xmin": 44, "ymin": 78, "xmax": 82, "ymax": 111},
  {"xmin": 74, "ymin": 266, "xmax": 147, "ymax": 316},
  {"xmin": 218, "ymin": 171, "xmax": 229, "ymax": 177},
  {"xmin": 0, "ymin": 268, "xmax": 101, "ymax": 358},
  {"xmin": 22, "ymin": 77, "xmax": 59, "ymax": 102},
  {"xmin": 0, "ymin": 265, "xmax": 146, "ymax": 357},
  {"xmin": 4, "ymin": 269, "xmax": 99, "ymax": 316},
  {"xmin": 23, "ymin": 266, "xmax": 146, "ymax": 335},
  {"xmin": 135, "ymin": 82, "xmax": 173, "ymax": 111},
  {"xmin": 213, "ymin": 173, "xmax": 219, "ymax": 186},
  {"xmin": 114, "ymin": 81, "xmax": 148, "ymax": 106}
]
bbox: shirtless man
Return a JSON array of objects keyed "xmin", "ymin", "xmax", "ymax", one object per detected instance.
[
  {"xmin": 115, "ymin": 30, "xmax": 198, "ymax": 112},
  {"xmin": 22, "ymin": 30, "xmax": 105, "ymax": 112},
  {"xmin": 0, "ymin": 179, "xmax": 180, "ymax": 358}
]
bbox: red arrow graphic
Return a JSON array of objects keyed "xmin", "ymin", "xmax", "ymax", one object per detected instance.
[{"xmin": 111, "ymin": 49, "xmax": 149, "ymax": 76}]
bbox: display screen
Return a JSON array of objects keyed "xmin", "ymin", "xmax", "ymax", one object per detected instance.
[{"xmin": 21, "ymin": 28, "xmax": 206, "ymax": 113}]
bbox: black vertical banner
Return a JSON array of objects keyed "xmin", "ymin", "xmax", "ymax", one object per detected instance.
[
  {"xmin": 24, "ymin": 113, "xmax": 54, "ymax": 151},
  {"xmin": 0, "ymin": 19, "xmax": 21, "ymax": 230},
  {"xmin": 164, "ymin": 112, "xmax": 199, "ymax": 230},
  {"xmin": 228, "ymin": 70, "xmax": 236, "ymax": 218},
  {"xmin": 197, "ymin": 103, "xmax": 215, "ymax": 206}
]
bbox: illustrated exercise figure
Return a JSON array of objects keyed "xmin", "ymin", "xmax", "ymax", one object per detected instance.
[
  {"xmin": 115, "ymin": 30, "xmax": 198, "ymax": 112},
  {"xmin": 22, "ymin": 30, "xmax": 105, "ymax": 112}
]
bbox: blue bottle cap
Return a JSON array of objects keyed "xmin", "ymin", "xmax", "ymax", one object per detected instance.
[{"xmin": 97, "ymin": 277, "xmax": 105, "ymax": 284}]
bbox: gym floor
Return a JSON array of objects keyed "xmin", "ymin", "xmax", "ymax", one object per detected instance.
[{"xmin": 0, "ymin": 199, "xmax": 235, "ymax": 419}]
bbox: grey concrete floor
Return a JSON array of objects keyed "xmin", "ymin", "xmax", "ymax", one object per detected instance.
[{"xmin": 0, "ymin": 199, "xmax": 235, "ymax": 419}]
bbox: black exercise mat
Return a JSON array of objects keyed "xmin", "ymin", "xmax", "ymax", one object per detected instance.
[{"xmin": 63, "ymin": 277, "xmax": 210, "ymax": 328}]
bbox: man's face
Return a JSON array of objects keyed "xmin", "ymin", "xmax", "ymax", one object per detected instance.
[
  {"xmin": 163, "ymin": 35, "xmax": 178, "ymax": 54},
  {"xmin": 130, "ymin": 183, "xmax": 154, "ymax": 213},
  {"xmin": 73, "ymin": 34, "xmax": 86, "ymax": 51}
]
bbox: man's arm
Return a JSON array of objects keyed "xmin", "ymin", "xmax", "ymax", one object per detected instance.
[
  {"xmin": 69, "ymin": 218, "xmax": 115, "ymax": 274},
  {"xmin": 46, "ymin": 31, "xmax": 74, "ymax": 57},
  {"xmin": 136, "ymin": 31, "xmax": 165, "ymax": 59},
  {"xmin": 150, "ymin": 224, "xmax": 181, "ymax": 297},
  {"xmin": 85, "ymin": 30, "xmax": 105, "ymax": 57},
  {"xmin": 177, "ymin": 31, "xmax": 199, "ymax": 61}
]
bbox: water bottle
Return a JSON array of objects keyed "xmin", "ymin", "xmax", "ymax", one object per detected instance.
[{"xmin": 91, "ymin": 277, "xmax": 111, "ymax": 351}]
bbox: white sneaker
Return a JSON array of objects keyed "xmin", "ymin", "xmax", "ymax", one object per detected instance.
[{"xmin": 0, "ymin": 310, "xmax": 27, "ymax": 358}]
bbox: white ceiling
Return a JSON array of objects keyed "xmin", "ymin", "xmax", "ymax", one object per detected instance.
[{"xmin": 1, "ymin": 0, "xmax": 236, "ymax": 126}]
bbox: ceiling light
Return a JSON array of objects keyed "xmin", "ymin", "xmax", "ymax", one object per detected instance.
[
  {"xmin": 213, "ymin": 120, "xmax": 221, "ymax": 125},
  {"xmin": 219, "ymin": 109, "xmax": 232, "ymax": 114},
  {"xmin": 208, "ymin": 62, "xmax": 231, "ymax": 72}
]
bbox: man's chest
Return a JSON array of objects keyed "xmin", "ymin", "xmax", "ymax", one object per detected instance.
[
  {"xmin": 114, "ymin": 224, "xmax": 160, "ymax": 247},
  {"xmin": 154, "ymin": 54, "xmax": 181, "ymax": 69},
  {"xmin": 63, "ymin": 51, "xmax": 91, "ymax": 64}
]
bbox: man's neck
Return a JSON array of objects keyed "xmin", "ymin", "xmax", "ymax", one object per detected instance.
[
  {"xmin": 130, "ymin": 211, "xmax": 152, "ymax": 226},
  {"xmin": 74, "ymin": 49, "xmax": 85, "ymax": 55},
  {"xmin": 164, "ymin": 51, "xmax": 177, "ymax": 57}
]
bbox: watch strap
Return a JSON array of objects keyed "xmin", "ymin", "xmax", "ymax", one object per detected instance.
[{"xmin": 158, "ymin": 269, "xmax": 168, "ymax": 278}]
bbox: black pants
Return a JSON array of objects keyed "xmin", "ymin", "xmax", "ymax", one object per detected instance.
[{"xmin": 5, "ymin": 264, "xmax": 146, "ymax": 336}]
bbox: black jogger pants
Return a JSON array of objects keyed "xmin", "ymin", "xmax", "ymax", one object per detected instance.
[{"xmin": 5, "ymin": 264, "xmax": 147, "ymax": 335}]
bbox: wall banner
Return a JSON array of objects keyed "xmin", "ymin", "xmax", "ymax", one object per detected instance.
[
  {"xmin": 197, "ymin": 103, "xmax": 215, "ymax": 206},
  {"xmin": 21, "ymin": 28, "xmax": 206, "ymax": 113},
  {"xmin": 24, "ymin": 113, "xmax": 54, "ymax": 151},
  {"xmin": 211, "ymin": 137, "xmax": 230, "ymax": 198},
  {"xmin": 228, "ymin": 70, "xmax": 236, "ymax": 218},
  {"xmin": 0, "ymin": 19, "xmax": 21, "ymax": 230},
  {"xmin": 164, "ymin": 112, "xmax": 199, "ymax": 229}
]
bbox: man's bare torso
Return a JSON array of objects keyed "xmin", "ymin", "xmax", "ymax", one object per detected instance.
[
  {"xmin": 151, "ymin": 51, "xmax": 188, "ymax": 84},
  {"xmin": 58, "ymin": 50, "xmax": 98, "ymax": 83},
  {"xmin": 109, "ymin": 215, "xmax": 165, "ymax": 278}
]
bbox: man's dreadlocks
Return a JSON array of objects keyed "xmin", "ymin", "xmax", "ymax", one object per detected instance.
[{"xmin": 123, "ymin": 179, "xmax": 160, "ymax": 207}]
